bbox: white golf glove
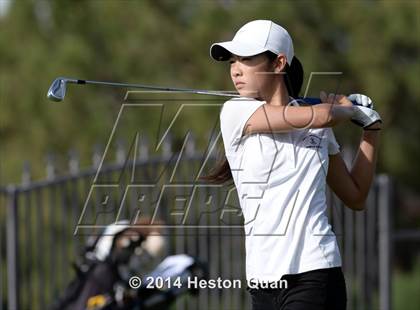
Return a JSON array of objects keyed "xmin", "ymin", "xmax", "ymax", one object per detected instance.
[
  {"xmin": 347, "ymin": 93, "xmax": 381, "ymax": 129},
  {"xmin": 348, "ymin": 93, "xmax": 374, "ymax": 109},
  {"xmin": 351, "ymin": 105, "xmax": 382, "ymax": 129}
]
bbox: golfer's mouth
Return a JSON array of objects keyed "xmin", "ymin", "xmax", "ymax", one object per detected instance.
[{"xmin": 235, "ymin": 82, "xmax": 245, "ymax": 87}]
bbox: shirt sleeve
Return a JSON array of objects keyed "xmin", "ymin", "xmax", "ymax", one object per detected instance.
[
  {"xmin": 219, "ymin": 98, "xmax": 266, "ymax": 149},
  {"xmin": 327, "ymin": 127, "xmax": 341, "ymax": 155}
]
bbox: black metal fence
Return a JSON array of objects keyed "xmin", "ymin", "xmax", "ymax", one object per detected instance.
[{"xmin": 1, "ymin": 134, "xmax": 396, "ymax": 310}]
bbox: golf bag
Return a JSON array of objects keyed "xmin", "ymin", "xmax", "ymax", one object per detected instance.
[{"xmin": 49, "ymin": 221, "xmax": 207, "ymax": 310}]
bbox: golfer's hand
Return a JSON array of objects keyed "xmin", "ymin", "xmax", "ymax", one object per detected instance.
[
  {"xmin": 351, "ymin": 106, "xmax": 382, "ymax": 130},
  {"xmin": 347, "ymin": 94, "xmax": 382, "ymax": 130},
  {"xmin": 320, "ymin": 91, "xmax": 353, "ymax": 108},
  {"xmin": 347, "ymin": 93, "xmax": 374, "ymax": 109}
]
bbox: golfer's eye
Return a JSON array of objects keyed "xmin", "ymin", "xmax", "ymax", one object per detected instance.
[
  {"xmin": 229, "ymin": 60, "xmax": 235, "ymax": 64},
  {"xmin": 242, "ymin": 57, "xmax": 251, "ymax": 61}
]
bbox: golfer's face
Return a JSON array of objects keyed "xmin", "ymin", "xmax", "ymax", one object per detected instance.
[{"xmin": 229, "ymin": 53, "xmax": 272, "ymax": 98}]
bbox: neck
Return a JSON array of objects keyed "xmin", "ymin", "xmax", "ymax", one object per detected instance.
[{"xmin": 264, "ymin": 84, "xmax": 291, "ymax": 106}]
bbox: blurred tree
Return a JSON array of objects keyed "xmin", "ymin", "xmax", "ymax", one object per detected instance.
[{"xmin": 0, "ymin": 0, "xmax": 419, "ymax": 192}]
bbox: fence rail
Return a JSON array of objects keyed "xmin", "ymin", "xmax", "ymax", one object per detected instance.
[{"xmin": 0, "ymin": 135, "xmax": 397, "ymax": 310}]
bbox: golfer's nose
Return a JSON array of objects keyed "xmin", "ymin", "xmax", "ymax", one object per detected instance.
[{"xmin": 231, "ymin": 62, "xmax": 242, "ymax": 78}]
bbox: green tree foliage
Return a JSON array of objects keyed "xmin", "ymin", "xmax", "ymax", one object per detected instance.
[{"xmin": 0, "ymin": 0, "xmax": 419, "ymax": 190}]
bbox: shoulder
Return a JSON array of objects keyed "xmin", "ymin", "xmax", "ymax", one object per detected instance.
[
  {"xmin": 223, "ymin": 96, "xmax": 264, "ymax": 106},
  {"xmin": 221, "ymin": 97, "xmax": 264, "ymax": 116},
  {"xmin": 223, "ymin": 97, "xmax": 266, "ymax": 109}
]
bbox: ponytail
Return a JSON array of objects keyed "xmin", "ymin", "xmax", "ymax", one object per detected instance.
[
  {"xmin": 283, "ymin": 56, "xmax": 304, "ymax": 98},
  {"xmin": 199, "ymin": 149, "xmax": 233, "ymax": 184},
  {"xmin": 200, "ymin": 52, "xmax": 304, "ymax": 184}
]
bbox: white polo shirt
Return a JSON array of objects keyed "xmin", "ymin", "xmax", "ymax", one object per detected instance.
[{"xmin": 219, "ymin": 97, "xmax": 342, "ymax": 283}]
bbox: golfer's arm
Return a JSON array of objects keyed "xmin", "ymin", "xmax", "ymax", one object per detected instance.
[
  {"xmin": 349, "ymin": 131, "xmax": 381, "ymax": 207},
  {"xmin": 327, "ymin": 131, "xmax": 381, "ymax": 211},
  {"xmin": 244, "ymin": 103, "xmax": 354, "ymax": 134}
]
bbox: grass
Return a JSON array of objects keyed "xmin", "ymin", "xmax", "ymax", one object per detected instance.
[{"xmin": 394, "ymin": 256, "xmax": 420, "ymax": 310}]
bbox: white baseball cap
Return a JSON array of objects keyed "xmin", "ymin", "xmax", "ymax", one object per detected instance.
[{"xmin": 210, "ymin": 20, "xmax": 295, "ymax": 65}]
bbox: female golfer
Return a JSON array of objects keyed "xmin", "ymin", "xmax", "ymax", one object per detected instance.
[{"xmin": 203, "ymin": 20, "xmax": 382, "ymax": 310}]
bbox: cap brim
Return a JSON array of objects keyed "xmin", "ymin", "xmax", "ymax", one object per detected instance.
[{"xmin": 210, "ymin": 41, "xmax": 267, "ymax": 61}]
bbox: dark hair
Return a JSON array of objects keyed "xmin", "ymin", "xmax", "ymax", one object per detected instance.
[
  {"xmin": 264, "ymin": 51, "xmax": 304, "ymax": 98},
  {"xmin": 199, "ymin": 52, "xmax": 304, "ymax": 184}
]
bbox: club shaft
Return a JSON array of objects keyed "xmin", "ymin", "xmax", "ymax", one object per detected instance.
[
  {"xmin": 49, "ymin": 77, "xmax": 358, "ymax": 104},
  {"xmin": 70, "ymin": 79, "xmax": 240, "ymax": 97},
  {"xmin": 70, "ymin": 79, "xmax": 356, "ymax": 104}
]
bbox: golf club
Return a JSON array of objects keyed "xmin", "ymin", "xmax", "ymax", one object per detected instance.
[
  {"xmin": 46, "ymin": 77, "xmax": 358, "ymax": 105},
  {"xmin": 46, "ymin": 77, "xmax": 241, "ymax": 102}
]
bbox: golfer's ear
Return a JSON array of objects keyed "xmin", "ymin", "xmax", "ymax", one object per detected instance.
[{"xmin": 274, "ymin": 54, "xmax": 287, "ymax": 73}]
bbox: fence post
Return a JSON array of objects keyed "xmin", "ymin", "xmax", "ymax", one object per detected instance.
[
  {"xmin": 116, "ymin": 139, "xmax": 126, "ymax": 165},
  {"xmin": 92, "ymin": 144, "xmax": 104, "ymax": 169},
  {"xmin": 6, "ymin": 185, "xmax": 19, "ymax": 310},
  {"xmin": 21, "ymin": 161, "xmax": 31, "ymax": 186},
  {"xmin": 139, "ymin": 134, "xmax": 150, "ymax": 161},
  {"xmin": 46, "ymin": 153, "xmax": 56, "ymax": 180},
  {"xmin": 378, "ymin": 174, "xmax": 392, "ymax": 310},
  {"xmin": 185, "ymin": 132, "xmax": 196, "ymax": 158},
  {"xmin": 68, "ymin": 149, "xmax": 80, "ymax": 175}
]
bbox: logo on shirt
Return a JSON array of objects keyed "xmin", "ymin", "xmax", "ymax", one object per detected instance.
[{"xmin": 302, "ymin": 134, "xmax": 322, "ymax": 149}]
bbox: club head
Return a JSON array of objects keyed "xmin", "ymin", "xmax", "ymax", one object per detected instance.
[{"xmin": 47, "ymin": 78, "xmax": 66, "ymax": 102}]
